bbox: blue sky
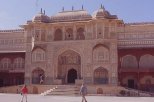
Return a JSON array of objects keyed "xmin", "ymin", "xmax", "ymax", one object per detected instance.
[{"xmin": 0, "ymin": 0, "xmax": 154, "ymax": 29}]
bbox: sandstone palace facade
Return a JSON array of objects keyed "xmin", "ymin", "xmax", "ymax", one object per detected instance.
[{"xmin": 0, "ymin": 6, "xmax": 154, "ymax": 93}]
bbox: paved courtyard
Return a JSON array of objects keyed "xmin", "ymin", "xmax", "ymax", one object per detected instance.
[{"xmin": 0, "ymin": 94, "xmax": 154, "ymax": 102}]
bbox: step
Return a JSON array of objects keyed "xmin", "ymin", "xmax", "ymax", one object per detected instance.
[{"xmin": 41, "ymin": 85, "xmax": 80, "ymax": 96}]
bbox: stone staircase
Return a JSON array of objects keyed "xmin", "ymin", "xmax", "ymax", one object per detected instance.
[{"xmin": 41, "ymin": 85, "xmax": 80, "ymax": 96}]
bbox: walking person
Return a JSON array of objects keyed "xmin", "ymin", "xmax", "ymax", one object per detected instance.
[
  {"xmin": 39, "ymin": 74, "xmax": 44, "ymax": 84},
  {"xmin": 20, "ymin": 85, "xmax": 28, "ymax": 102},
  {"xmin": 80, "ymin": 83, "xmax": 88, "ymax": 102}
]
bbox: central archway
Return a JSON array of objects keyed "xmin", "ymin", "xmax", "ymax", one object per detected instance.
[
  {"xmin": 57, "ymin": 50, "xmax": 81, "ymax": 84},
  {"xmin": 67, "ymin": 69, "xmax": 77, "ymax": 84}
]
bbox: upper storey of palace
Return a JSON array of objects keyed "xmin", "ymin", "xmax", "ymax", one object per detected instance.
[
  {"xmin": 1, "ymin": 6, "xmax": 154, "ymax": 51},
  {"xmin": 0, "ymin": 29, "xmax": 25, "ymax": 52},
  {"xmin": 21, "ymin": 6, "xmax": 154, "ymax": 42}
]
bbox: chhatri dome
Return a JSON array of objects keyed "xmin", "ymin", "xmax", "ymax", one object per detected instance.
[
  {"xmin": 50, "ymin": 6, "xmax": 92, "ymax": 22},
  {"xmin": 92, "ymin": 4, "xmax": 117, "ymax": 19},
  {"xmin": 31, "ymin": 5, "xmax": 118, "ymax": 23},
  {"xmin": 32, "ymin": 8, "xmax": 50, "ymax": 23}
]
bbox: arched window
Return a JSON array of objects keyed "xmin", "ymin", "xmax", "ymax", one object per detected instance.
[
  {"xmin": 54, "ymin": 29, "xmax": 63, "ymax": 41},
  {"xmin": 32, "ymin": 48, "xmax": 45, "ymax": 62},
  {"xmin": 13, "ymin": 57, "xmax": 25, "ymax": 69},
  {"xmin": 76, "ymin": 28, "xmax": 85, "ymax": 40},
  {"xmin": 121, "ymin": 55, "xmax": 138, "ymax": 69},
  {"xmin": 58, "ymin": 50, "xmax": 81, "ymax": 83},
  {"xmin": 93, "ymin": 44, "xmax": 109, "ymax": 62},
  {"xmin": 139, "ymin": 54, "xmax": 154, "ymax": 68},
  {"xmin": 94, "ymin": 67, "xmax": 108, "ymax": 84},
  {"xmin": 65, "ymin": 28, "xmax": 73, "ymax": 40},
  {"xmin": 1, "ymin": 58, "xmax": 11, "ymax": 70}
]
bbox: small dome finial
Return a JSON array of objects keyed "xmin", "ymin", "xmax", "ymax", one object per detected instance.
[
  {"xmin": 102, "ymin": 6, "xmax": 105, "ymax": 10},
  {"xmin": 41, "ymin": 8, "xmax": 43, "ymax": 13},
  {"xmin": 100, "ymin": 4, "xmax": 105, "ymax": 10},
  {"xmin": 72, "ymin": 6, "xmax": 74, "ymax": 11},
  {"xmin": 44, "ymin": 10, "xmax": 45, "ymax": 15},
  {"xmin": 82, "ymin": 5, "xmax": 84, "ymax": 10},
  {"xmin": 62, "ymin": 7, "xmax": 64, "ymax": 12}
]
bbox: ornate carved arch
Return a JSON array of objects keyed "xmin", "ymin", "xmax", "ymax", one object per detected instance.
[
  {"xmin": 139, "ymin": 54, "xmax": 154, "ymax": 69},
  {"xmin": 76, "ymin": 27, "xmax": 85, "ymax": 40},
  {"xmin": 54, "ymin": 28, "xmax": 63, "ymax": 41},
  {"xmin": 57, "ymin": 50, "xmax": 81, "ymax": 84},
  {"xmin": 93, "ymin": 44, "xmax": 109, "ymax": 62},
  {"xmin": 121, "ymin": 55, "xmax": 138, "ymax": 69},
  {"xmin": 65, "ymin": 28, "xmax": 73, "ymax": 40},
  {"xmin": 32, "ymin": 48, "xmax": 45, "ymax": 62}
]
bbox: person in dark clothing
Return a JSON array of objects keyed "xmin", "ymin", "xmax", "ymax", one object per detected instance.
[{"xmin": 80, "ymin": 83, "xmax": 87, "ymax": 102}]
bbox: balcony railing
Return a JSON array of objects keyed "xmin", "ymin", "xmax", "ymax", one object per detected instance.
[{"xmin": 0, "ymin": 64, "xmax": 25, "ymax": 72}]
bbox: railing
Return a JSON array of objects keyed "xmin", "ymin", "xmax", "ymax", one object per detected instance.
[
  {"xmin": 0, "ymin": 65, "xmax": 25, "ymax": 72},
  {"xmin": 119, "ymin": 68, "xmax": 154, "ymax": 72},
  {"xmin": 120, "ymin": 86, "xmax": 154, "ymax": 97},
  {"xmin": 0, "ymin": 29, "xmax": 24, "ymax": 33},
  {"xmin": 117, "ymin": 31, "xmax": 154, "ymax": 48},
  {"xmin": 118, "ymin": 31, "xmax": 154, "ymax": 40}
]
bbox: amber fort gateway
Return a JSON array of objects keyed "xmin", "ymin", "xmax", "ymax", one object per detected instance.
[{"xmin": 0, "ymin": 6, "xmax": 154, "ymax": 94}]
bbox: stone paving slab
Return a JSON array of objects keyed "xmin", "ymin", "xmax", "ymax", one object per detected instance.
[{"xmin": 0, "ymin": 94, "xmax": 154, "ymax": 102}]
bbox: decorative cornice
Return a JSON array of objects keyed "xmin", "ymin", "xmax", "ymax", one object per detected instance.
[{"xmin": 0, "ymin": 29, "xmax": 24, "ymax": 33}]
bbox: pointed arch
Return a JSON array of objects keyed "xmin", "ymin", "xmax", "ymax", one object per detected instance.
[
  {"xmin": 32, "ymin": 48, "xmax": 45, "ymax": 62},
  {"xmin": 76, "ymin": 27, "xmax": 85, "ymax": 40},
  {"xmin": 139, "ymin": 54, "xmax": 154, "ymax": 69},
  {"xmin": 121, "ymin": 55, "xmax": 138, "ymax": 69},
  {"xmin": 54, "ymin": 28, "xmax": 63, "ymax": 41},
  {"xmin": 65, "ymin": 28, "xmax": 73, "ymax": 40},
  {"xmin": 67, "ymin": 68, "xmax": 77, "ymax": 83},
  {"xmin": 93, "ymin": 44, "xmax": 109, "ymax": 62},
  {"xmin": 58, "ymin": 50, "xmax": 81, "ymax": 84}
]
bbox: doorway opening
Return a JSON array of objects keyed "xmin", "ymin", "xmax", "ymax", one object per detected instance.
[
  {"xmin": 0, "ymin": 79, "xmax": 3, "ymax": 87},
  {"xmin": 128, "ymin": 79, "xmax": 135, "ymax": 88},
  {"xmin": 67, "ymin": 69, "xmax": 77, "ymax": 84}
]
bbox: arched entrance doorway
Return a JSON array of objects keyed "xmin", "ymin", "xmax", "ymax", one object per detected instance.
[
  {"xmin": 67, "ymin": 69, "xmax": 77, "ymax": 84},
  {"xmin": 58, "ymin": 50, "xmax": 81, "ymax": 84}
]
